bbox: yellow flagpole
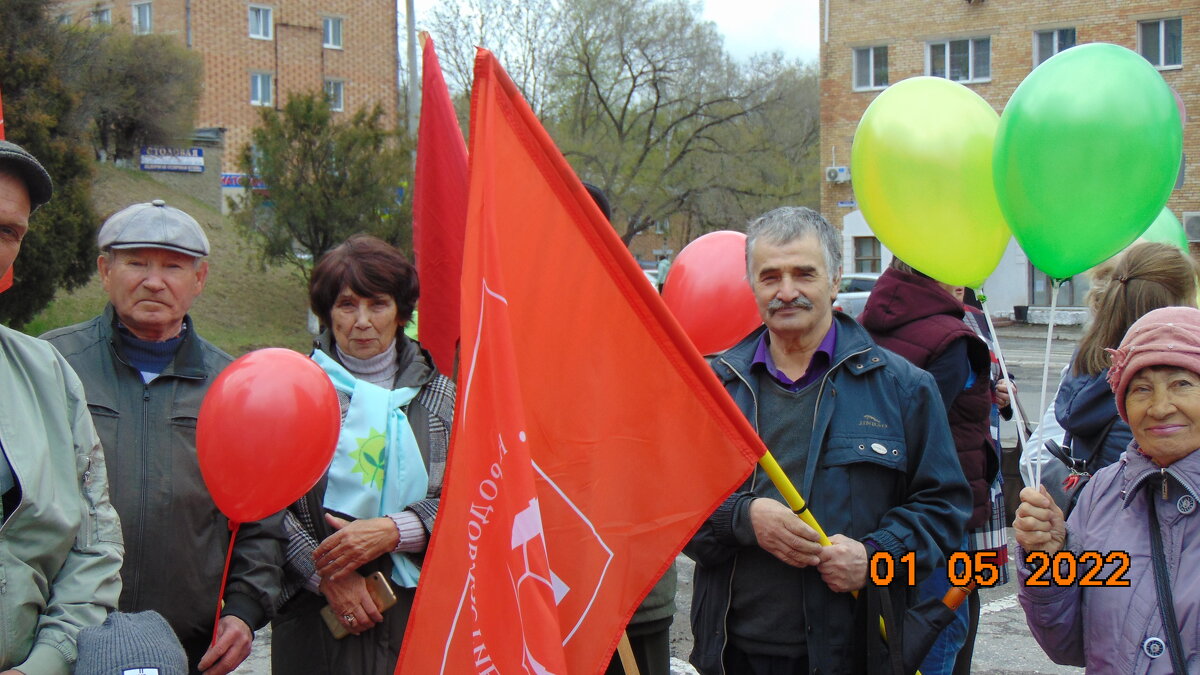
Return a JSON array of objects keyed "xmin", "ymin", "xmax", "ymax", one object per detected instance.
[{"xmin": 759, "ymin": 450, "xmax": 974, "ymax": 673}]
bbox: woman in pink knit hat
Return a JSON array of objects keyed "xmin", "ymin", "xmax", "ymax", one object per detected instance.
[{"xmin": 1014, "ymin": 306, "xmax": 1200, "ymax": 673}]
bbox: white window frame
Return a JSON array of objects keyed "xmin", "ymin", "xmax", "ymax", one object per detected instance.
[
  {"xmin": 248, "ymin": 5, "xmax": 273, "ymax": 40},
  {"xmin": 852, "ymin": 45, "xmax": 888, "ymax": 91},
  {"xmin": 57, "ymin": 12, "xmax": 73, "ymax": 25},
  {"xmin": 322, "ymin": 16, "xmax": 343, "ymax": 49},
  {"xmin": 1033, "ymin": 27, "xmax": 1075, "ymax": 66},
  {"xmin": 853, "ymin": 237, "xmax": 882, "ymax": 274},
  {"xmin": 926, "ymin": 37, "xmax": 991, "ymax": 83},
  {"xmin": 324, "ymin": 79, "xmax": 345, "ymax": 112},
  {"xmin": 250, "ymin": 72, "xmax": 273, "ymax": 107},
  {"xmin": 1139, "ymin": 18, "xmax": 1182, "ymax": 69},
  {"xmin": 131, "ymin": 2, "xmax": 152, "ymax": 34},
  {"xmin": 92, "ymin": 7, "xmax": 112, "ymax": 25}
]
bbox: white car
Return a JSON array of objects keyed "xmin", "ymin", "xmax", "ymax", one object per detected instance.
[{"xmin": 833, "ymin": 272, "xmax": 880, "ymax": 318}]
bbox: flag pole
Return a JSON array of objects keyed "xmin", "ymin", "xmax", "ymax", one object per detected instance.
[{"xmin": 616, "ymin": 633, "xmax": 641, "ymax": 675}]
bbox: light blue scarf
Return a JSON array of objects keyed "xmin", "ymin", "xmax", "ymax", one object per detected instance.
[{"xmin": 313, "ymin": 350, "xmax": 428, "ymax": 587}]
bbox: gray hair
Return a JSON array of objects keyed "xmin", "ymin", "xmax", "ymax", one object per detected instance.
[{"xmin": 745, "ymin": 206, "xmax": 842, "ymax": 279}]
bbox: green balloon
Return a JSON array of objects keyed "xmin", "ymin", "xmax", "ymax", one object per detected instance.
[
  {"xmin": 1138, "ymin": 207, "xmax": 1189, "ymax": 252},
  {"xmin": 994, "ymin": 43, "xmax": 1182, "ymax": 280}
]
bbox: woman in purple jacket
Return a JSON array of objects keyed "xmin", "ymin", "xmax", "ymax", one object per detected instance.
[{"xmin": 1014, "ymin": 306, "xmax": 1200, "ymax": 673}]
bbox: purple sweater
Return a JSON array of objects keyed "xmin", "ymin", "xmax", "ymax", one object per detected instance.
[{"xmin": 1018, "ymin": 446, "xmax": 1200, "ymax": 672}]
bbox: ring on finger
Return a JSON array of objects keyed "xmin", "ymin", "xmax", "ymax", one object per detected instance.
[{"xmin": 343, "ymin": 613, "xmax": 356, "ymax": 625}]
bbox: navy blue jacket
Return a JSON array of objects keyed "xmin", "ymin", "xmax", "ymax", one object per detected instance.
[
  {"xmin": 1054, "ymin": 367, "xmax": 1132, "ymax": 472},
  {"xmin": 685, "ymin": 314, "xmax": 971, "ymax": 675}
]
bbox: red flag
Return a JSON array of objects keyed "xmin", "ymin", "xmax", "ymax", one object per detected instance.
[
  {"xmin": 413, "ymin": 33, "xmax": 468, "ymax": 376},
  {"xmin": 0, "ymin": 86, "xmax": 11, "ymax": 294},
  {"xmin": 396, "ymin": 49, "xmax": 764, "ymax": 675}
]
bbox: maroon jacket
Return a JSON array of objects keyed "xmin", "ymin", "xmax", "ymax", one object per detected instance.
[{"xmin": 860, "ymin": 267, "xmax": 994, "ymax": 528}]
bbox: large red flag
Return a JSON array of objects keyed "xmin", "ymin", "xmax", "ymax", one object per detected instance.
[
  {"xmin": 413, "ymin": 33, "xmax": 468, "ymax": 376},
  {"xmin": 396, "ymin": 49, "xmax": 765, "ymax": 674}
]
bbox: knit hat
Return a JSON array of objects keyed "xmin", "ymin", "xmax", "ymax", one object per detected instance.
[
  {"xmin": 75, "ymin": 611, "xmax": 188, "ymax": 675},
  {"xmin": 1106, "ymin": 306, "xmax": 1200, "ymax": 422}
]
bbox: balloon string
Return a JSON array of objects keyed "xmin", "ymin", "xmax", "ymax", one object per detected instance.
[
  {"xmin": 212, "ymin": 521, "xmax": 241, "ymax": 647},
  {"xmin": 1033, "ymin": 280, "xmax": 1062, "ymax": 488},
  {"xmin": 978, "ymin": 289, "xmax": 1032, "ymax": 484}
]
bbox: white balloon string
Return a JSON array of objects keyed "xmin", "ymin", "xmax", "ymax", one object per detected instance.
[
  {"xmin": 978, "ymin": 289, "xmax": 1031, "ymax": 483},
  {"xmin": 1033, "ymin": 279, "xmax": 1062, "ymax": 488}
]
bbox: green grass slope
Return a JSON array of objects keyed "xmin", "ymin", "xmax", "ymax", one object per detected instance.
[{"xmin": 23, "ymin": 163, "xmax": 313, "ymax": 355}]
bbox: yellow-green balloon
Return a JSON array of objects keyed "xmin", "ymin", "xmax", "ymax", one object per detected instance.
[
  {"xmin": 1138, "ymin": 207, "xmax": 1189, "ymax": 252},
  {"xmin": 994, "ymin": 43, "xmax": 1182, "ymax": 280},
  {"xmin": 851, "ymin": 77, "xmax": 1011, "ymax": 288}
]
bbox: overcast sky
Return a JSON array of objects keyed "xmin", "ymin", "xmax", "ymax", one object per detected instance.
[
  {"xmin": 700, "ymin": 0, "xmax": 819, "ymax": 63},
  {"xmin": 408, "ymin": 0, "xmax": 820, "ymax": 64}
]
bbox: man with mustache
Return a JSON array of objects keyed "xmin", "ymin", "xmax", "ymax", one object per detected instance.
[
  {"xmin": 42, "ymin": 202, "xmax": 284, "ymax": 675},
  {"xmin": 686, "ymin": 206, "xmax": 970, "ymax": 675}
]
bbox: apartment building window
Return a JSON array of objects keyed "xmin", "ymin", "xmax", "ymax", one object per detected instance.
[
  {"xmin": 1140, "ymin": 18, "xmax": 1182, "ymax": 68},
  {"xmin": 132, "ymin": 2, "xmax": 152, "ymax": 34},
  {"xmin": 928, "ymin": 37, "xmax": 990, "ymax": 82},
  {"xmin": 1034, "ymin": 28, "xmax": 1075, "ymax": 65},
  {"xmin": 323, "ymin": 17, "xmax": 343, "ymax": 49},
  {"xmin": 92, "ymin": 7, "xmax": 112, "ymax": 24},
  {"xmin": 249, "ymin": 5, "xmax": 273, "ymax": 40},
  {"xmin": 853, "ymin": 237, "xmax": 882, "ymax": 273},
  {"xmin": 57, "ymin": 12, "xmax": 73, "ymax": 25},
  {"xmin": 853, "ymin": 46, "xmax": 888, "ymax": 90},
  {"xmin": 250, "ymin": 72, "xmax": 273, "ymax": 106},
  {"xmin": 324, "ymin": 79, "xmax": 345, "ymax": 112}
]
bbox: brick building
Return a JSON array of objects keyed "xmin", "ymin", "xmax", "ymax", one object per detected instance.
[
  {"xmin": 819, "ymin": 0, "xmax": 1197, "ymax": 317},
  {"xmin": 56, "ymin": 0, "xmax": 399, "ymax": 169}
]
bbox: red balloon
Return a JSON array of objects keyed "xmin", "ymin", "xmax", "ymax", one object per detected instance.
[
  {"xmin": 198, "ymin": 348, "xmax": 340, "ymax": 522},
  {"xmin": 662, "ymin": 231, "xmax": 762, "ymax": 355}
]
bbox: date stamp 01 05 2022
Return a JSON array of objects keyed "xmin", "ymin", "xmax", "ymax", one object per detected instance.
[{"xmin": 867, "ymin": 550, "xmax": 1132, "ymax": 588}]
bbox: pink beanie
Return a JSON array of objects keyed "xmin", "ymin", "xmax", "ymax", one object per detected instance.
[{"xmin": 1107, "ymin": 306, "xmax": 1200, "ymax": 422}]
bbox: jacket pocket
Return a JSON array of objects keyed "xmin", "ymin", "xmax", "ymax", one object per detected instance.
[
  {"xmin": 817, "ymin": 436, "xmax": 907, "ymax": 538},
  {"xmin": 821, "ymin": 436, "xmax": 906, "ymax": 471},
  {"xmin": 87, "ymin": 404, "xmax": 120, "ymax": 451}
]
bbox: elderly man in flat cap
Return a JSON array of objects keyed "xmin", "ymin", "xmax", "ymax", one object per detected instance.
[
  {"xmin": 42, "ymin": 201, "xmax": 285, "ymax": 675},
  {"xmin": 0, "ymin": 140, "xmax": 124, "ymax": 675}
]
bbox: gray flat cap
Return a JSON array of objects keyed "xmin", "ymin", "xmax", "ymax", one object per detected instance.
[
  {"xmin": 0, "ymin": 140, "xmax": 53, "ymax": 211},
  {"xmin": 98, "ymin": 199, "xmax": 210, "ymax": 257}
]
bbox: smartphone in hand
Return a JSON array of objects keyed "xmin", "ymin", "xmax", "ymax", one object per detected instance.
[{"xmin": 319, "ymin": 571, "xmax": 399, "ymax": 639}]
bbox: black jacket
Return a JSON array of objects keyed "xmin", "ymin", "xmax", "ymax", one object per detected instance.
[
  {"xmin": 42, "ymin": 305, "xmax": 285, "ymax": 645},
  {"xmin": 685, "ymin": 315, "xmax": 970, "ymax": 675}
]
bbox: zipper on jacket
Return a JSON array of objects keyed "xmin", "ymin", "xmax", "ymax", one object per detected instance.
[{"xmin": 131, "ymin": 380, "xmax": 151, "ymax": 607}]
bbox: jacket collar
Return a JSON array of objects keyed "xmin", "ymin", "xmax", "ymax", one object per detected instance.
[
  {"xmin": 714, "ymin": 312, "xmax": 881, "ymax": 384},
  {"xmin": 102, "ymin": 303, "xmax": 208, "ymax": 378},
  {"xmin": 313, "ymin": 329, "xmax": 436, "ymax": 390},
  {"xmin": 1119, "ymin": 443, "xmax": 1200, "ymax": 506}
]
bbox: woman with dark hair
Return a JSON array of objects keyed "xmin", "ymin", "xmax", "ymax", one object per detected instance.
[
  {"xmin": 1046, "ymin": 241, "xmax": 1197, "ymax": 511},
  {"xmin": 271, "ymin": 234, "xmax": 455, "ymax": 674}
]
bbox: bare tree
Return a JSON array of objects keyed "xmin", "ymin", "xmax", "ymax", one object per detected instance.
[
  {"xmin": 426, "ymin": 0, "xmax": 565, "ymax": 116},
  {"xmin": 550, "ymin": 0, "xmax": 817, "ymax": 243},
  {"xmin": 423, "ymin": 0, "xmax": 820, "ymax": 245}
]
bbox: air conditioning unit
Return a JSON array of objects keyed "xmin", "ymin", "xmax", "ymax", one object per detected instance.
[
  {"xmin": 825, "ymin": 166, "xmax": 851, "ymax": 183},
  {"xmin": 1184, "ymin": 212, "xmax": 1200, "ymax": 243}
]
